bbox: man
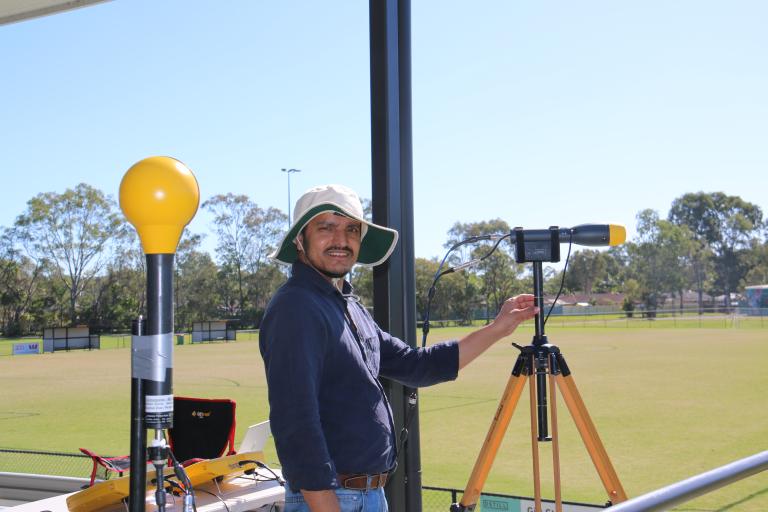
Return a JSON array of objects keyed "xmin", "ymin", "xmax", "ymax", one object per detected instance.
[{"xmin": 260, "ymin": 184, "xmax": 537, "ymax": 512}]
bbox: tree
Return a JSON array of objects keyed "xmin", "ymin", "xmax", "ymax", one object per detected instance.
[
  {"xmin": 246, "ymin": 263, "xmax": 288, "ymax": 326},
  {"xmin": 564, "ymin": 249, "xmax": 608, "ymax": 296},
  {"xmin": 626, "ymin": 209, "xmax": 693, "ymax": 314},
  {"xmin": 347, "ymin": 197, "xmax": 376, "ymax": 307},
  {"xmin": 594, "ymin": 249, "xmax": 626, "ymax": 293},
  {"xmin": 543, "ymin": 266, "xmax": 566, "ymax": 296},
  {"xmin": 175, "ymin": 233, "xmax": 221, "ymax": 331},
  {"xmin": 669, "ymin": 192, "xmax": 763, "ymax": 306},
  {"xmin": 742, "ymin": 240, "xmax": 768, "ymax": 286},
  {"xmin": 202, "ymin": 194, "xmax": 287, "ymax": 323},
  {"xmin": 622, "ymin": 278, "xmax": 641, "ymax": 317},
  {"xmin": 82, "ymin": 265, "xmax": 144, "ymax": 332},
  {"xmin": 14, "ymin": 184, "xmax": 123, "ymax": 324},
  {"xmin": 676, "ymin": 227, "xmax": 714, "ymax": 313},
  {"xmin": 413, "ymin": 257, "xmax": 481, "ymax": 327},
  {"xmin": 350, "ymin": 266, "xmax": 373, "ymax": 306},
  {"xmin": 445, "ymin": 219, "xmax": 525, "ymax": 314},
  {"xmin": 743, "ymin": 241, "xmax": 768, "ymax": 286},
  {"xmin": 0, "ymin": 228, "xmax": 44, "ymax": 335},
  {"xmin": 81, "ymin": 226, "xmax": 145, "ymax": 332},
  {"xmin": 656, "ymin": 220, "xmax": 699, "ymax": 312}
]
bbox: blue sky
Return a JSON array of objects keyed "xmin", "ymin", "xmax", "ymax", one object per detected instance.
[{"xmin": 1, "ymin": 1, "xmax": 766, "ymax": 264}]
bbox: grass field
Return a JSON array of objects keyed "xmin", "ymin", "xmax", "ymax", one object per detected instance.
[{"xmin": 1, "ymin": 324, "xmax": 766, "ymax": 510}]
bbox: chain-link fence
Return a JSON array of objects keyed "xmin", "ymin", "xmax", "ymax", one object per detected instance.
[
  {"xmin": 422, "ymin": 486, "xmax": 605, "ymax": 511},
  {"xmin": 0, "ymin": 448, "xmax": 93, "ymax": 479},
  {"xmin": 542, "ymin": 309, "xmax": 768, "ymax": 329},
  {"xmin": 422, "ymin": 486, "xmax": 459, "ymax": 511}
]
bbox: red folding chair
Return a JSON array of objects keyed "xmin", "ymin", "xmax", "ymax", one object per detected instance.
[
  {"xmin": 79, "ymin": 448, "xmax": 131, "ymax": 486},
  {"xmin": 80, "ymin": 396, "xmax": 236, "ymax": 485},
  {"xmin": 168, "ymin": 396, "xmax": 237, "ymax": 465}
]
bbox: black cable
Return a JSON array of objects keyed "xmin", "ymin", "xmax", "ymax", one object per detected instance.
[
  {"xmin": 161, "ymin": 477, "xmax": 197, "ymax": 512},
  {"xmin": 193, "ymin": 488, "xmax": 231, "ymax": 512},
  {"xmin": 168, "ymin": 449, "xmax": 193, "ymax": 490},
  {"xmin": 543, "ymin": 238, "xmax": 573, "ymax": 327},
  {"xmin": 422, "ymin": 234, "xmax": 509, "ymax": 348},
  {"xmin": 164, "ymin": 478, "xmax": 186, "ymax": 495},
  {"xmin": 421, "ymin": 239, "xmax": 464, "ymax": 348},
  {"xmin": 238, "ymin": 459, "xmax": 285, "ymax": 486},
  {"xmin": 422, "ymin": 235, "xmax": 493, "ymax": 347},
  {"xmin": 435, "ymin": 234, "xmax": 510, "ymax": 281},
  {"xmin": 167, "ymin": 448, "xmax": 196, "ymax": 512},
  {"xmin": 235, "ymin": 473, "xmax": 282, "ymax": 484}
]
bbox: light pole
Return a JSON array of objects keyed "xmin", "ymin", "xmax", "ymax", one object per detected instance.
[{"xmin": 281, "ymin": 168, "xmax": 301, "ymax": 226}]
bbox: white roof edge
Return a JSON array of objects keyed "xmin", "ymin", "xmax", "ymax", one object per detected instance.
[{"xmin": 0, "ymin": 0, "xmax": 110, "ymax": 26}]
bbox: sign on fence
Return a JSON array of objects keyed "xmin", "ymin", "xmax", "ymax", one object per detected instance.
[
  {"xmin": 480, "ymin": 495, "xmax": 604, "ymax": 511},
  {"xmin": 13, "ymin": 342, "xmax": 40, "ymax": 355}
]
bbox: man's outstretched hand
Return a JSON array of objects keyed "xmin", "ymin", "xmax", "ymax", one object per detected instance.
[{"xmin": 490, "ymin": 294, "xmax": 538, "ymax": 338}]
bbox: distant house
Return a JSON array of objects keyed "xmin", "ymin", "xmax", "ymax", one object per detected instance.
[
  {"xmin": 544, "ymin": 293, "xmax": 625, "ymax": 315},
  {"xmin": 677, "ymin": 290, "xmax": 715, "ymax": 309},
  {"xmin": 714, "ymin": 293, "xmax": 741, "ymax": 307},
  {"xmin": 547, "ymin": 293, "xmax": 625, "ymax": 307}
]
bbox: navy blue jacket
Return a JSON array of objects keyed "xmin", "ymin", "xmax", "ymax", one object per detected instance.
[{"xmin": 259, "ymin": 261, "xmax": 459, "ymax": 491}]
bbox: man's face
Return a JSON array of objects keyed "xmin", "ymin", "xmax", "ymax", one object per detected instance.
[{"xmin": 297, "ymin": 212, "xmax": 362, "ymax": 278}]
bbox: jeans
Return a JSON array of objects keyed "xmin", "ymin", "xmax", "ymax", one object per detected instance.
[{"xmin": 283, "ymin": 486, "xmax": 388, "ymax": 512}]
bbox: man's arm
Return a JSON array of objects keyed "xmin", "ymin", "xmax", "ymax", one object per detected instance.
[
  {"xmin": 458, "ymin": 294, "xmax": 537, "ymax": 369},
  {"xmin": 301, "ymin": 489, "xmax": 341, "ymax": 512}
]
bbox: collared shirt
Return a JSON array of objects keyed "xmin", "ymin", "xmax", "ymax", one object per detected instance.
[{"xmin": 259, "ymin": 261, "xmax": 459, "ymax": 491}]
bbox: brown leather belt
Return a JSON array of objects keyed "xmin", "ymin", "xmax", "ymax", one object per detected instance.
[{"xmin": 337, "ymin": 472, "xmax": 389, "ymax": 490}]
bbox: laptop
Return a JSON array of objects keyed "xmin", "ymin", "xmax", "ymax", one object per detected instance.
[{"xmin": 238, "ymin": 420, "xmax": 271, "ymax": 452}]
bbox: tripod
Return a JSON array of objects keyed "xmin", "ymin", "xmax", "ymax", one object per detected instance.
[{"xmin": 451, "ymin": 261, "xmax": 627, "ymax": 512}]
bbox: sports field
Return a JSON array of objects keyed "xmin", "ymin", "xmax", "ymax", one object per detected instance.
[{"xmin": 1, "ymin": 324, "xmax": 766, "ymax": 511}]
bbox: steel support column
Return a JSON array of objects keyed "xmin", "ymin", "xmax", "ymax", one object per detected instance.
[{"xmin": 369, "ymin": 1, "xmax": 420, "ymax": 511}]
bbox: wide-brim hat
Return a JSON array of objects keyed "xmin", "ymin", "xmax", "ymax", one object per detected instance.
[{"xmin": 270, "ymin": 184, "xmax": 398, "ymax": 267}]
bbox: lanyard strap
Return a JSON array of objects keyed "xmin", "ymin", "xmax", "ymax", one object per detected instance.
[{"xmin": 343, "ymin": 299, "xmax": 407, "ymax": 477}]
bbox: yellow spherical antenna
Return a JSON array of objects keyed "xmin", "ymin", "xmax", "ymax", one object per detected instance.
[{"xmin": 119, "ymin": 156, "xmax": 200, "ymax": 254}]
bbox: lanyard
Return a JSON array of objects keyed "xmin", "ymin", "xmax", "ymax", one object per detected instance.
[{"xmin": 342, "ymin": 299, "xmax": 398, "ymax": 474}]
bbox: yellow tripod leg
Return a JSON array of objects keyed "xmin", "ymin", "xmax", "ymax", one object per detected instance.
[
  {"xmin": 528, "ymin": 371, "xmax": 542, "ymax": 512},
  {"xmin": 549, "ymin": 368, "xmax": 563, "ymax": 512},
  {"xmin": 556, "ymin": 374, "xmax": 627, "ymax": 504},
  {"xmin": 457, "ymin": 371, "xmax": 528, "ymax": 508}
]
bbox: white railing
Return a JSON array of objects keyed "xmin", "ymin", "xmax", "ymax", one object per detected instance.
[{"xmin": 608, "ymin": 451, "xmax": 768, "ymax": 511}]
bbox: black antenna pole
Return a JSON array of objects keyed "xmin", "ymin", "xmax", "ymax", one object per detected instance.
[
  {"xmin": 129, "ymin": 316, "xmax": 146, "ymax": 512},
  {"xmin": 531, "ymin": 261, "xmax": 551, "ymax": 441}
]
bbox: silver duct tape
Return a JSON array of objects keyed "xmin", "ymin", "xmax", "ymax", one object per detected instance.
[{"xmin": 131, "ymin": 333, "xmax": 173, "ymax": 381}]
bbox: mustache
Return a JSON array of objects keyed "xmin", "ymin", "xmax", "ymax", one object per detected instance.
[{"xmin": 324, "ymin": 246, "xmax": 353, "ymax": 254}]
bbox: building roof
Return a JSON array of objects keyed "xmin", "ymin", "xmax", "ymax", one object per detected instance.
[
  {"xmin": 545, "ymin": 293, "xmax": 625, "ymax": 306},
  {"xmin": 0, "ymin": 0, "xmax": 109, "ymax": 26}
]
